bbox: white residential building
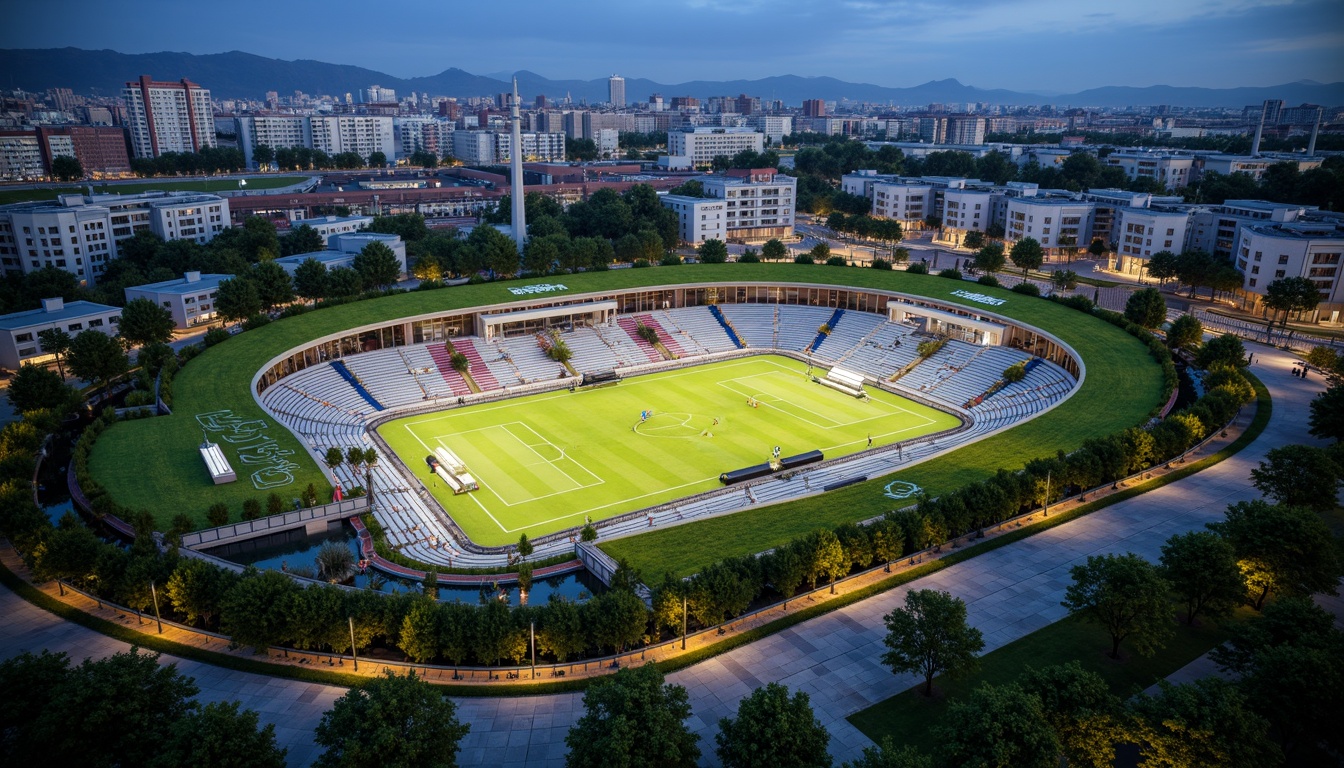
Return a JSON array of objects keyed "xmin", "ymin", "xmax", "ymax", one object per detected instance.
[
  {"xmin": 749, "ymin": 115, "xmax": 793, "ymax": 145},
  {"xmin": 1236, "ymin": 220, "xmax": 1344, "ymax": 321},
  {"xmin": 496, "ymin": 132, "xmax": 567, "ymax": 163},
  {"xmin": 1104, "ymin": 152, "xmax": 1195, "ymax": 190},
  {"xmin": 1005, "ymin": 197, "xmax": 1095, "ymax": 256},
  {"xmin": 309, "ymin": 116, "xmax": 395, "ymax": 160},
  {"xmin": 0, "ymin": 192, "xmax": 229, "ymax": 286},
  {"xmin": 0, "ymin": 297, "xmax": 121, "ymax": 371},
  {"xmin": 660, "ymin": 195, "xmax": 727, "ymax": 244},
  {"xmin": 608, "ymin": 75, "xmax": 626, "ymax": 107},
  {"xmin": 235, "ymin": 116, "xmax": 311, "ymax": 168},
  {"xmin": 451, "ymin": 131, "xmax": 496, "ymax": 164},
  {"xmin": 1114, "ymin": 208, "xmax": 1191, "ymax": 275},
  {"xmin": 872, "ymin": 181, "xmax": 934, "ymax": 230},
  {"xmin": 122, "ymin": 76, "xmax": 216, "ymax": 159},
  {"xmin": 594, "ymin": 129, "xmax": 619, "ymax": 159},
  {"xmin": 941, "ymin": 188, "xmax": 994, "ymax": 240},
  {"xmin": 701, "ymin": 169, "xmax": 797, "ymax": 242},
  {"xmin": 296, "ymin": 215, "xmax": 373, "ymax": 243},
  {"xmin": 1186, "ymin": 200, "xmax": 1311, "ymax": 259},
  {"xmin": 124, "ymin": 271, "xmax": 229, "ymax": 330},
  {"xmin": 666, "ymin": 127, "xmax": 764, "ymax": 168}
]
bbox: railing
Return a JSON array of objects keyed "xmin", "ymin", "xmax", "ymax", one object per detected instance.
[{"xmin": 179, "ymin": 496, "xmax": 371, "ymax": 550}]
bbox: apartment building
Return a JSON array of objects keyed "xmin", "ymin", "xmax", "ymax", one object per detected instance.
[
  {"xmin": 124, "ymin": 270, "xmax": 229, "ymax": 329},
  {"xmin": 1186, "ymin": 200, "xmax": 1311, "ymax": 259},
  {"xmin": 308, "ymin": 116, "xmax": 395, "ymax": 160},
  {"xmin": 701, "ymin": 169, "xmax": 797, "ymax": 242},
  {"xmin": 0, "ymin": 297, "xmax": 121, "ymax": 371},
  {"xmin": 0, "ymin": 192, "xmax": 230, "ymax": 286},
  {"xmin": 235, "ymin": 115, "xmax": 311, "ymax": 167},
  {"xmin": 1113, "ymin": 207, "xmax": 1190, "ymax": 275},
  {"xmin": 872, "ymin": 181, "xmax": 934, "ymax": 230},
  {"xmin": 660, "ymin": 195, "xmax": 727, "ymax": 244},
  {"xmin": 666, "ymin": 127, "xmax": 764, "ymax": 168},
  {"xmin": 122, "ymin": 76, "xmax": 216, "ymax": 159},
  {"xmin": 1080, "ymin": 189, "xmax": 1152, "ymax": 248},
  {"xmin": 274, "ymin": 232, "xmax": 407, "ymax": 278},
  {"xmin": 1005, "ymin": 197, "xmax": 1095, "ymax": 256},
  {"xmin": 1103, "ymin": 152, "xmax": 1195, "ymax": 190},
  {"xmin": 0, "ymin": 131, "xmax": 46, "ymax": 180},
  {"xmin": 1236, "ymin": 219, "xmax": 1344, "ymax": 321}
]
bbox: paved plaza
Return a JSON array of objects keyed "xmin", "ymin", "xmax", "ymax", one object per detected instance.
[{"xmin": 0, "ymin": 340, "xmax": 1323, "ymax": 767}]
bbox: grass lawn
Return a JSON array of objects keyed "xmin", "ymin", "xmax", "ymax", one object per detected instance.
[
  {"xmin": 378, "ymin": 355, "xmax": 958, "ymax": 546},
  {"xmin": 0, "ymin": 176, "xmax": 309, "ymax": 205},
  {"xmin": 847, "ymin": 608, "xmax": 1253, "ymax": 755},
  {"xmin": 89, "ymin": 265, "xmax": 1162, "ymax": 533}
]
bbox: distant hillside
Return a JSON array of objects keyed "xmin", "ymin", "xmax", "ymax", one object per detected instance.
[{"xmin": 2, "ymin": 48, "xmax": 1341, "ymax": 108}]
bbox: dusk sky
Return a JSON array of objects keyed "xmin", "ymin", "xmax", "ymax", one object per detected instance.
[{"xmin": 4, "ymin": 0, "xmax": 1341, "ymax": 92}]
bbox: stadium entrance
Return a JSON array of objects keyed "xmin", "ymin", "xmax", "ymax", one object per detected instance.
[{"xmin": 478, "ymin": 300, "xmax": 619, "ymax": 339}]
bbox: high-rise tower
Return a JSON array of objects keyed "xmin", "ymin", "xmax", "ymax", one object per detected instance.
[
  {"xmin": 608, "ymin": 75, "xmax": 626, "ymax": 107},
  {"xmin": 510, "ymin": 78, "xmax": 527, "ymax": 256}
]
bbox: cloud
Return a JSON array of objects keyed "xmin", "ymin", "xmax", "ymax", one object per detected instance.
[{"xmin": 1248, "ymin": 30, "xmax": 1344, "ymax": 52}]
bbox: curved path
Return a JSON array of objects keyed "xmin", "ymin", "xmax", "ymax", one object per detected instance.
[{"xmin": 0, "ymin": 341, "xmax": 1321, "ymax": 767}]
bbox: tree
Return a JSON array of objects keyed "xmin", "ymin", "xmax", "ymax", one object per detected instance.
[
  {"xmin": 352, "ymin": 241, "xmax": 402, "ymax": 290},
  {"xmin": 1158, "ymin": 531, "xmax": 1245, "ymax": 625},
  {"xmin": 1165, "ymin": 314, "xmax": 1203, "ymax": 353},
  {"xmin": 165, "ymin": 556, "xmax": 236, "ymax": 627},
  {"xmin": 1129, "ymin": 679, "xmax": 1281, "ymax": 768},
  {"xmin": 1124, "ymin": 287, "xmax": 1166, "ymax": 328},
  {"xmin": 220, "ymin": 568, "xmax": 300, "ymax": 652},
  {"xmin": 1145, "ymin": 250, "xmax": 1179, "ymax": 285},
  {"xmin": 118, "ymin": 297, "xmax": 176, "ymax": 348},
  {"xmin": 1009, "ymin": 237, "xmax": 1044, "ymax": 277},
  {"xmin": 962, "ymin": 230, "xmax": 985, "ymax": 251},
  {"xmin": 972, "ymin": 242, "xmax": 1006, "ymax": 275},
  {"xmin": 1262, "ymin": 276, "xmax": 1321, "ymax": 328},
  {"xmin": 251, "ymin": 260, "xmax": 294, "ymax": 310},
  {"xmin": 517, "ymin": 532, "xmax": 534, "ymax": 559},
  {"xmin": 1209, "ymin": 499, "xmax": 1341, "ymax": 609},
  {"xmin": 1174, "ymin": 250, "xmax": 1219, "ymax": 299},
  {"xmin": 293, "ymin": 258, "xmax": 329, "ymax": 302},
  {"xmin": 314, "ymin": 670, "xmax": 469, "ymax": 768},
  {"xmin": 6, "ymin": 363, "xmax": 74, "ymax": 413},
  {"xmin": 1250, "ymin": 444, "xmax": 1341, "ymax": 510},
  {"xmin": 51, "ymin": 154, "xmax": 83, "ymax": 181},
  {"xmin": 159, "ymin": 700, "xmax": 288, "ymax": 768},
  {"xmin": 367, "ymin": 151, "xmax": 387, "ymax": 168},
  {"xmin": 327, "ymin": 266, "xmax": 364, "ymax": 297},
  {"xmin": 66, "ymin": 328, "xmax": 128, "ymax": 395},
  {"xmin": 880, "ymin": 588, "xmax": 985, "ymax": 696},
  {"xmin": 1017, "ymin": 663, "xmax": 1123, "ymax": 768},
  {"xmin": 36, "ymin": 327, "xmax": 72, "ymax": 379},
  {"xmin": 1088, "ymin": 239, "xmax": 1107, "ymax": 258},
  {"xmin": 215, "ymin": 277, "xmax": 262, "ymax": 322},
  {"xmin": 715, "ymin": 683, "xmax": 832, "ymax": 768},
  {"xmin": 1051, "ymin": 269, "xmax": 1079, "ymax": 291},
  {"xmin": 762, "ymin": 239, "xmax": 788, "ymax": 261},
  {"xmin": 1310, "ymin": 384, "xmax": 1344, "ymax": 442},
  {"xmin": 398, "ymin": 598, "xmax": 442, "ymax": 663},
  {"xmin": 25, "ymin": 648, "xmax": 201, "ymax": 767},
  {"xmin": 933, "ymin": 683, "xmax": 1060, "ymax": 768},
  {"xmin": 251, "ymin": 143, "xmax": 275, "ymax": 168},
  {"xmin": 1194, "ymin": 333, "xmax": 1246, "ymax": 369},
  {"xmin": 809, "ymin": 528, "xmax": 848, "ymax": 593},
  {"xmin": 564, "ymin": 664, "xmax": 700, "ymax": 768},
  {"xmin": 1062, "ymin": 553, "xmax": 1173, "ymax": 659},
  {"xmin": 698, "ymin": 238, "xmax": 729, "ymax": 263},
  {"xmin": 841, "ymin": 739, "xmax": 931, "ymax": 768}
]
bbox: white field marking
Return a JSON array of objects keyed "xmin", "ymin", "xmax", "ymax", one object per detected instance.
[
  {"xmin": 402, "ymin": 424, "xmax": 512, "ymax": 534},
  {"xmin": 384, "ymin": 357, "xmax": 801, "ymax": 432},
  {"xmin": 715, "ymin": 370, "xmax": 935, "ymax": 432},
  {"xmin": 634, "ymin": 411, "xmax": 703, "ymax": 438},
  {"xmin": 428, "ymin": 422, "xmax": 605, "ymax": 508},
  {"xmin": 495, "ymin": 472, "xmax": 728, "ymax": 533}
]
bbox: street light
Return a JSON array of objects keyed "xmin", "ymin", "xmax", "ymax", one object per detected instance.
[
  {"xmin": 150, "ymin": 580, "xmax": 164, "ymax": 634},
  {"xmin": 348, "ymin": 615, "xmax": 359, "ymax": 671}
]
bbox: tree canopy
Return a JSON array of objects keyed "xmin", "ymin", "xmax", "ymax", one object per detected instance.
[
  {"xmin": 880, "ymin": 588, "xmax": 985, "ymax": 696},
  {"xmin": 1061, "ymin": 553, "xmax": 1173, "ymax": 659},
  {"xmin": 715, "ymin": 682, "xmax": 832, "ymax": 768},
  {"xmin": 564, "ymin": 664, "xmax": 700, "ymax": 768},
  {"xmin": 313, "ymin": 670, "xmax": 469, "ymax": 768}
]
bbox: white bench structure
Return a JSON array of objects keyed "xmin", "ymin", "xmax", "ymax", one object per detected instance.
[
  {"xmin": 818, "ymin": 366, "xmax": 867, "ymax": 398},
  {"xmin": 199, "ymin": 439, "xmax": 236, "ymax": 484}
]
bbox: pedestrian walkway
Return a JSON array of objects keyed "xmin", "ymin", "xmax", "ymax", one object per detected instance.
[{"xmin": 0, "ymin": 341, "xmax": 1321, "ymax": 767}]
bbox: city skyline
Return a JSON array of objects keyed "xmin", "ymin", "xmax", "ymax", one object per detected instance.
[{"xmin": 1, "ymin": 0, "xmax": 1340, "ymax": 93}]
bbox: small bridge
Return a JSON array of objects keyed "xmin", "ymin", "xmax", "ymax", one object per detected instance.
[{"xmin": 179, "ymin": 497, "xmax": 371, "ymax": 550}]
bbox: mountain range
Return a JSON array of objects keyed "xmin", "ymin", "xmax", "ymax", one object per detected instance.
[{"xmin": 3, "ymin": 48, "xmax": 1342, "ymax": 109}]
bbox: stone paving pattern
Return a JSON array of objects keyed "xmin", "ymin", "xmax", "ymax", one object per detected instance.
[{"xmin": 0, "ymin": 341, "xmax": 1324, "ymax": 767}]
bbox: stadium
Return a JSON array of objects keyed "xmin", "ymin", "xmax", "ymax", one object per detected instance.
[{"xmin": 88, "ymin": 265, "xmax": 1164, "ymax": 573}]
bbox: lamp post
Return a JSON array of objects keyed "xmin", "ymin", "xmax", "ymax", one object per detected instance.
[
  {"xmin": 681, "ymin": 595, "xmax": 688, "ymax": 651},
  {"xmin": 150, "ymin": 580, "xmax": 164, "ymax": 634},
  {"xmin": 530, "ymin": 621, "xmax": 537, "ymax": 677},
  {"xmin": 1043, "ymin": 470, "xmax": 1052, "ymax": 517},
  {"xmin": 348, "ymin": 615, "xmax": 359, "ymax": 671}
]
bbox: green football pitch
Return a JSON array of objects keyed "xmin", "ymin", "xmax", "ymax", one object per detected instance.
[{"xmin": 376, "ymin": 355, "xmax": 961, "ymax": 546}]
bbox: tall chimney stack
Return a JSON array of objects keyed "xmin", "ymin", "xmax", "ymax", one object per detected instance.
[
  {"xmin": 1250, "ymin": 100, "xmax": 1268, "ymax": 156},
  {"xmin": 510, "ymin": 77, "xmax": 527, "ymax": 258},
  {"xmin": 1307, "ymin": 109, "xmax": 1321, "ymax": 157}
]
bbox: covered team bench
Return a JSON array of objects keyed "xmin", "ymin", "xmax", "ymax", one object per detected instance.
[
  {"xmin": 720, "ymin": 450, "xmax": 824, "ymax": 484},
  {"xmin": 816, "ymin": 367, "xmax": 866, "ymax": 398},
  {"xmin": 426, "ymin": 447, "xmax": 479, "ymax": 493}
]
